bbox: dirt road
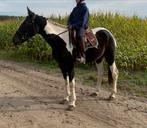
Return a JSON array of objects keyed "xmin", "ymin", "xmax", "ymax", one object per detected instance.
[{"xmin": 0, "ymin": 60, "xmax": 146, "ymax": 128}]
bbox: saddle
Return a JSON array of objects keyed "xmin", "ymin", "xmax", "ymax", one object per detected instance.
[
  {"xmin": 84, "ymin": 29, "xmax": 98, "ymax": 50},
  {"xmin": 69, "ymin": 29, "xmax": 98, "ymax": 51}
]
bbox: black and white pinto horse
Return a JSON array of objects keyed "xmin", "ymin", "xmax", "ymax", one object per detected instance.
[{"xmin": 13, "ymin": 8, "xmax": 118, "ymax": 110}]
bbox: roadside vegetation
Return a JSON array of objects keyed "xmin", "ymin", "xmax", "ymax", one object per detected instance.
[{"xmin": 0, "ymin": 13, "xmax": 146, "ymax": 97}]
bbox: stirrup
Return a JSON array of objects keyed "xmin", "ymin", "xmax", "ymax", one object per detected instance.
[{"xmin": 76, "ymin": 57, "xmax": 86, "ymax": 64}]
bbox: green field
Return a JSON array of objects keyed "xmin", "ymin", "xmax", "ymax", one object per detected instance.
[
  {"xmin": 51, "ymin": 13, "xmax": 147, "ymax": 70},
  {"xmin": 0, "ymin": 13, "xmax": 146, "ymax": 97},
  {"xmin": 0, "ymin": 13, "xmax": 147, "ymax": 70}
]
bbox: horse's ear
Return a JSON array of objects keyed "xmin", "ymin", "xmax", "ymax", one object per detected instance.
[{"xmin": 27, "ymin": 7, "xmax": 35, "ymax": 18}]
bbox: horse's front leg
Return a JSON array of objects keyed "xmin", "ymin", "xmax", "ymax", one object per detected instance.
[
  {"xmin": 60, "ymin": 76, "xmax": 70, "ymax": 104},
  {"xmin": 67, "ymin": 77, "xmax": 76, "ymax": 111},
  {"xmin": 70, "ymin": 78, "xmax": 76, "ymax": 105}
]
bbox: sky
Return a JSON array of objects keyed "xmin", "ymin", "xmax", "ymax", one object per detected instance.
[
  {"xmin": 0, "ymin": 0, "xmax": 147, "ymax": 18},
  {"xmin": 0, "ymin": 0, "xmax": 75, "ymax": 16}
]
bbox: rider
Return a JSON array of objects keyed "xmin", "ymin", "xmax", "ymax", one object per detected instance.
[{"xmin": 68, "ymin": 0, "xmax": 89, "ymax": 63}]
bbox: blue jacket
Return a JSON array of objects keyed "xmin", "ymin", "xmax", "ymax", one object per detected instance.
[{"xmin": 68, "ymin": 3, "xmax": 89, "ymax": 31}]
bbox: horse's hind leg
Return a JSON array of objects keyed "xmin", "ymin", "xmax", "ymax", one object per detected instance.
[
  {"xmin": 108, "ymin": 61, "xmax": 118, "ymax": 99},
  {"xmin": 90, "ymin": 58, "xmax": 104, "ymax": 96}
]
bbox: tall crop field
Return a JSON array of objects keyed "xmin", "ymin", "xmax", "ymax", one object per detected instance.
[
  {"xmin": 0, "ymin": 13, "xmax": 147, "ymax": 70},
  {"xmin": 51, "ymin": 13, "xmax": 147, "ymax": 70}
]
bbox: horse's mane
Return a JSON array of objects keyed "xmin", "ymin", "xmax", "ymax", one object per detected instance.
[{"xmin": 47, "ymin": 19, "xmax": 67, "ymax": 29}]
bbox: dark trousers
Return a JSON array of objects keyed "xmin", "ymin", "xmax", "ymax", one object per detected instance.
[{"xmin": 69, "ymin": 29, "xmax": 85, "ymax": 58}]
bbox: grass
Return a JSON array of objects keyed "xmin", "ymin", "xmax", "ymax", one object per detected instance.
[{"xmin": 118, "ymin": 70, "xmax": 147, "ymax": 97}]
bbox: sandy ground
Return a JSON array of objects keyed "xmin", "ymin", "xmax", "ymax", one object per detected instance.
[{"xmin": 0, "ymin": 60, "xmax": 146, "ymax": 128}]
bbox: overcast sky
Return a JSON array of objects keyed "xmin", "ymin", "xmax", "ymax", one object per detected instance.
[{"xmin": 0, "ymin": 0, "xmax": 147, "ymax": 18}]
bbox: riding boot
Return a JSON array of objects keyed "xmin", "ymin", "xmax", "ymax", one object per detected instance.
[{"xmin": 77, "ymin": 37, "xmax": 86, "ymax": 64}]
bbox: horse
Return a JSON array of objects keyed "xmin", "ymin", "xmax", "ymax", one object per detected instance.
[{"xmin": 13, "ymin": 8, "xmax": 118, "ymax": 111}]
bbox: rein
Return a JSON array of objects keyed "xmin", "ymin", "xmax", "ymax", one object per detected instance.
[{"xmin": 57, "ymin": 29, "xmax": 69, "ymax": 36}]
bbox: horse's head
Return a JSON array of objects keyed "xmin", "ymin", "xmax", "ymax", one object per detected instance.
[{"xmin": 13, "ymin": 7, "xmax": 47, "ymax": 45}]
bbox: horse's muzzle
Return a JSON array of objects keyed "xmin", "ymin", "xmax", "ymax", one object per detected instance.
[{"xmin": 12, "ymin": 35, "xmax": 21, "ymax": 46}]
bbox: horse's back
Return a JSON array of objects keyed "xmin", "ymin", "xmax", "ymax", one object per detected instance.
[{"xmin": 92, "ymin": 27, "xmax": 117, "ymax": 47}]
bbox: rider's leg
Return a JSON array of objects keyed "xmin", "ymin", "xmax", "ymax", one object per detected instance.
[{"xmin": 76, "ymin": 30, "xmax": 86, "ymax": 63}]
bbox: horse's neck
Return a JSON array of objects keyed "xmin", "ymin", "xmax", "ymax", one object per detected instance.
[
  {"xmin": 43, "ymin": 20, "xmax": 73, "ymax": 54},
  {"xmin": 44, "ymin": 21, "xmax": 65, "ymax": 34},
  {"xmin": 44, "ymin": 21, "xmax": 68, "ymax": 42},
  {"xmin": 40, "ymin": 31, "xmax": 54, "ymax": 47}
]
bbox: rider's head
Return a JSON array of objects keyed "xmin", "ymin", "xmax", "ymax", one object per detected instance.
[{"xmin": 76, "ymin": 0, "xmax": 85, "ymax": 4}]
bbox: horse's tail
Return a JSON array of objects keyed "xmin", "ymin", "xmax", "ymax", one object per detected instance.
[
  {"xmin": 108, "ymin": 66, "xmax": 113, "ymax": 85},
  {"xmin": 108, "ymin": 36, "xmax": 116, "ymax": 85}
]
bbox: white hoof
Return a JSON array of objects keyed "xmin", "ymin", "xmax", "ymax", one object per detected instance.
[
  {"xmin": 66, "ymin": 105, "xmax": 75, "ymax": 111},
  {"xmin": 109, "ymin": 94, "xmax": 116, "ymax": 100},
  {"xmin": 59, "ymin": 99, "xmax": 69, "ymax": 104}
]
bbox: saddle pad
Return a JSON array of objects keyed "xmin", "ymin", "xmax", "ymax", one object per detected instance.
[{"xmin": 85, "ymin": 29, "xmax": 98, "ymax": 48}]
